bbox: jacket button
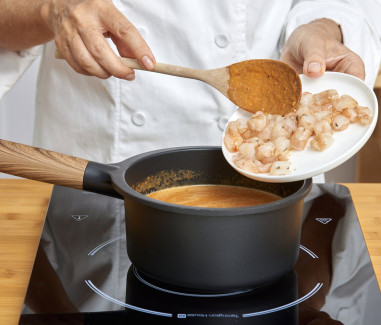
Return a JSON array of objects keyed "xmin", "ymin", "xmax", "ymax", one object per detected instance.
[
  {"xmin": 215, "ymin": 34, "xmax": 230, "ymax": 48},
  {"xmin": 132, "ymin": 112, "xmax": 146, "ymax": 126},
  {"xmin": 218, "ymin": 117, "xmax": 229, "ymax": 131}
]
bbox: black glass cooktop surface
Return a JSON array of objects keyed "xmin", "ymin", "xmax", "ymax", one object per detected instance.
[{"xmin": 18, "ymin": 184, "xmax": 381, "ymax": 324}]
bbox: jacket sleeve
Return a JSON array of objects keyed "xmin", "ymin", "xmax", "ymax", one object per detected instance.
[
  {"xmin": 280, "ymin": 0, "xmax": 381, "ymax": 88},
  {"xmin": 0, "ymin": 45, "xmax": 42, "ymax": 100}
]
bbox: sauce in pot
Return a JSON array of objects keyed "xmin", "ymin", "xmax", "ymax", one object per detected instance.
[{"xmin": 146, "ymin": 184, "xmax": 281, "ymax": 208}]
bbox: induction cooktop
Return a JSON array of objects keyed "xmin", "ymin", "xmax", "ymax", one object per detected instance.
[{"xmin": 18, "ymin": 184, "xmax": 381, "ymax": 324}]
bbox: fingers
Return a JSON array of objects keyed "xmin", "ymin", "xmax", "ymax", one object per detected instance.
[
  {"xmin": 279, "ymin": 44, "xmax": 304, "ymax": 74},
  {"xmin": 52, "ymin": 0, "xmax": 155, "ymax": 80},
  {"xmin": 300, "ymin": 37, "xmax": 327, "ymax": 78},
  {"xmin": 57, "ymin": 32, "xmax": 109, "ymax": 78},
  {"xmin": 326, "ymin": 52, "xmax": 365, "ymax": 80},
  {"xmin": 101, "ymin": 6, "xmax": 156, "ymax": 70},
  {"xmin": 55, "ymin": 38, "xmax": 92, "ymax": 77},
  {"xmin": 280, "ymin": 31, "xmax": 328, "ymax": 78},
  {"xmin": 79, "ymin": 24, "xmax": 136, "ymax": 79},
  {"xmin": 301, "ymin": 37, "xmax": 365, "ymax": 80}
]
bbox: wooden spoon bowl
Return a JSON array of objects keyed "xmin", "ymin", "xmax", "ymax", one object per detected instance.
[{"xmin": 226, "ymin": 59, "xmax": 302, "ymax": 115}]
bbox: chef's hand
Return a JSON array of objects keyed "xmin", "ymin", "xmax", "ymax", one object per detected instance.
[
  {"xmin": 280, "ymin": 18, "xmax": 365, "ymax": 80},
  {"xmin": 41, "ymin": 0, "xmax": 155, "ymax": 80}
]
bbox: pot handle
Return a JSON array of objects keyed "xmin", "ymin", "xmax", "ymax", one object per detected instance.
[
  {"xmin": 0, "ymin": 139, "xmax": 89, "ymax": 189},
  {"xmin": 0, "ymin": 139, "xmax": 123, "ymax": 198}
]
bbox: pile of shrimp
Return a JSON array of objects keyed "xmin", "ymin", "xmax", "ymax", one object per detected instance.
[{"xmin": 224, "ymin": 89, "xmax": 372, "ymax": 176}]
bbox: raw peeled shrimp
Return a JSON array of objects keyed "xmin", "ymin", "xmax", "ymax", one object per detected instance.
[
  {"xmin": 282, "ymin": 113, "xmax": 298, "ymax": 135},
  {"xmin": 342, "ymin": 107, "xmax": 358, "ymax": 122},
  {"xmin": 296, "ymin": 105, "xmax": 312, "ymax": 117},
  {"xmin": 314, "ymin": 110, "xmax": 333, "ymax": 124},
  {"xmin": 333, "ymin": 95, "xmax": 358, "ymax": 111},
  {"xmin": 235, "ymin": 118, "xmax": 252, "ymax": 139},
  {"xmin": 238, "ymin": 142, "xmax": 257, "ymax": 159},
  {"xmin": 248, "ymin": 111, "xmax": 267, "ymax": 131},
  {"xmin": 310, "ymin": 132, "xmax": 334, "ymax": 151},
  {"xmin": 224, "ymin": 121, "xmax": 243, "ymax": 152},
  {"xmin": 246, "ymin": 136, "xmax": 263, "ymax": 145},
  {"xmin": 273, "ymin": 136, "xmax": 290, "ymax": 161},
  {"xmin": 290, "ymin": 127, "xmax": 312, "ymax": 151},
  {"xmin": 313, "ymin": 89, "xmax": 339, "ymax": 105},
  {"xmin": 269, "ymin": 161, "xmax": 291, "ymax": 176},
  {"xmin": 273, "ymin": 136, "xmax": 290, "ymax": 153},
  {"xmin": 253, "ymin": 122, "xmax": 273, "ymax": 141},
  {"xmin": 299, "ymin": 92, "xmax": 314, "ymax": 108},
  {"xmin": 235, "ymin": 118, "xmax": 249, "ymax": 133},
  {"xmin": 253, "ymin": 160, "xmax": 272, "ymax": 173},
  {"xmin": 234, "ymin": 156, "xmax": 272, "ymax": 174},
  {"xmin": 298, "ymin": 114, "xmax": 316, "ymax": 131},
  {"xmin": 256, "ymin": 142, "xmax": 277, "ymax": 164},
  {"xmin": 313, "ymin": 120, "xmax": 332, "ymax": 135},
  {"xmin": 356, "ymin": 106, "xmax": 372, "ymax": 125},
  {"xmin": 234, "ymin": 157, "xmax": 259, "ymax": 173},
  {"xmin": 332, "ymin": 114, "xmax": 350, "ymax": 131},
  {"xmin": 271, "ymin": 122, "xmax": 290, "ymax": 140}
]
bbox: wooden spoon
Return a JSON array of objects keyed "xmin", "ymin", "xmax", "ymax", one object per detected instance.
[
  {"xmin": 120, "ymin": 58, "xmax": 302, "ymax": 115},
  {"xmin": 56, "ymin": 51, "xmax": 301, "ymax": 115}
]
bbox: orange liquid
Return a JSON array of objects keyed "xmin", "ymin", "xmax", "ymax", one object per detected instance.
[{"xmin": 146, "ymin": 184, "xmax": 281, "ymax": 208}]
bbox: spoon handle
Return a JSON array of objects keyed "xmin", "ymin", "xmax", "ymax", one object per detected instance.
[
  {"xmin": 55, "ymin": 49, "xmax": 228, "ymax": 96},
  {"xmin": 120, "ymin": 57, "xmax": 208, "ymax": 81},
  {"xmin": 120, "ymin": 58, "xmax": 229, "ymax": 96}
]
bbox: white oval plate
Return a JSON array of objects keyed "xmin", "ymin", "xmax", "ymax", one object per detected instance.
[{"xmin": 222, "ymin": 72, "xmax": 378, "ymax": 183}]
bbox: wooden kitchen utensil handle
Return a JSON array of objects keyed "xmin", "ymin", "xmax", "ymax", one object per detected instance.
[
  {"xmin": 120, "ymin": 57, "xmax": 211, "ymax": 81},
  {"xmin": 55, "ymin": 49, "xmax": 215, "ymax": 84},
  {"xmin": 0, "ymin": 139, "xmax": 89, "ymax": 189}
]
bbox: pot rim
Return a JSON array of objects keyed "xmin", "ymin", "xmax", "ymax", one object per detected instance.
[{"xmin": 112, "ymin": 146, "xmax": 313, "ymax": 217}]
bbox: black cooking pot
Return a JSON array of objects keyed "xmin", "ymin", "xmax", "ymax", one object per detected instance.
[{"xmin": 0, "ymin": 140, "xmax": 311, "ymax": 292}]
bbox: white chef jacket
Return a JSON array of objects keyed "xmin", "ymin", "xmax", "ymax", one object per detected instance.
[{"xmin": 1, "ymin": 0, "xmax": 380, "ymax": 164}]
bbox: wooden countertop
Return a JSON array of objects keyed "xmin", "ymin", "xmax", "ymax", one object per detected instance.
[{"xmin": 0, "ymin": 179, "xmax": 381, "ymax": 324}]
